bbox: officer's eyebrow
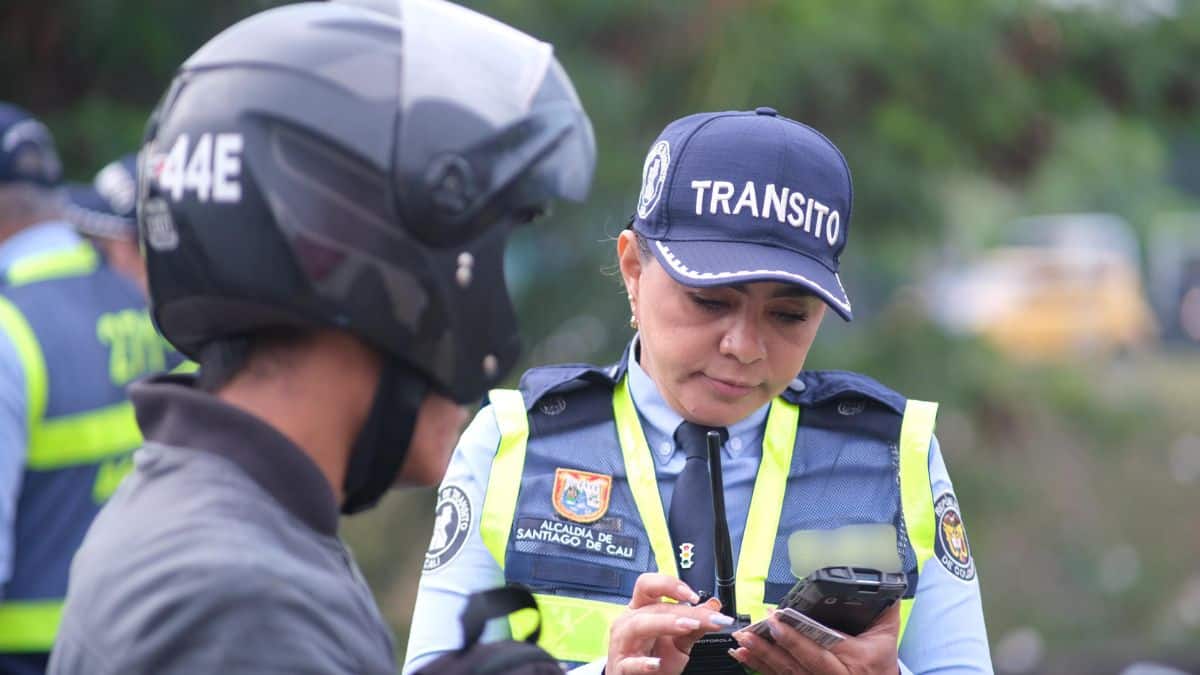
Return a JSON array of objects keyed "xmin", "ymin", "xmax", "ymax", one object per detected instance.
[{"xmin": 723, "ymin": 283, "xmax": 817, "ymax": 299}]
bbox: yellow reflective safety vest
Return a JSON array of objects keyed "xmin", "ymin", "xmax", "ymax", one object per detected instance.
[
  {"xmin": 0, "ymin": 242, "xmax": 188, "ymax": 657},
  {"xmin": 478, "ymin": 360, "xmax": 939, "ymax": 667}
]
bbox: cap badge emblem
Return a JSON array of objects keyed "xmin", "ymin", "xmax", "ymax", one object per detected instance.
[{"xmin": 637, "ymin": 140, "xmax": 670, "ymax": 219}]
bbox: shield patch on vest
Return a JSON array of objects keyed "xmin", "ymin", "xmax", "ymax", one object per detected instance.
[{"xmin": 552, "ymin": 468, "xmax": 612, "ymax": 523}]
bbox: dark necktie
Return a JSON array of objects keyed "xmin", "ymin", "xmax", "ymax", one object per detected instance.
[{"xmin": 668, "ymin": 422, "xmax": 728, "ymax": 595}]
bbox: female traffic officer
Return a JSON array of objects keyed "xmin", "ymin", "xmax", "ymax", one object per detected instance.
[{"xmin": 405, "ymin": 109, "xmax": 993, "ymax": 675}]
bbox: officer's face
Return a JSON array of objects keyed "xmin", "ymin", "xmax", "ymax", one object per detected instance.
[
  {"xmin": 397, "ymin": 393, "xmax": 470, "ymax": 487},
  {"xmin": 618, "ymin": 232, "xmax": 826, "ymax": 427}
]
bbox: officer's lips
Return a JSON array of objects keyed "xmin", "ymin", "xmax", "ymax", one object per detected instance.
[{"xmin": 701, "ymin": 374, "xmax": 758, "ymax": 398}]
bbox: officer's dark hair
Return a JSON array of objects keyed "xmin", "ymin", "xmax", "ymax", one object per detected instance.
[
  {"xmin": 195, "ymin": 328, "xmax": 319, "ymax": 393},
  {"xmin": 624, "ymin": 216, "xmax": 653, "ymax": 260}
]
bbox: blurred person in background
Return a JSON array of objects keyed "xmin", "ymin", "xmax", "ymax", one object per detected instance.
[
  {"xmin": 0, "ymin": 104, "xmax": 180, "ymax": 675},
  {"xmin": 63, "ymin": 153, "xmax": 147, "ymax": 295},
  {"xmin": 406, "ymin": 109, "xmax": 993, "ymax": 674},
  {"xmin": 47, "ymin": 0, "xmax": 595, "ymax": 673}
]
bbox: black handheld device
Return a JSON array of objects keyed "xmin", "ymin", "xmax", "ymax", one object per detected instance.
[
  {"xmin": 779, "ymin": 566, "xmax": 907, "ymax": 636},
  {"xmin": 680, "ymin": 431, "xmax": 750, "ymax": 675}
]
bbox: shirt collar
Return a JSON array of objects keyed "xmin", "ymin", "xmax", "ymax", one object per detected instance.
[
  {"xmin": 0, "ymin": 221, "xmax": 82, "ymax": 276},
  {"xmin": 130, "ymin": 373, "xmax": 340, "ymax": 536},
  {"xmin": 625, "ymin": 335, "xmax": 769, "ymax": 460}
]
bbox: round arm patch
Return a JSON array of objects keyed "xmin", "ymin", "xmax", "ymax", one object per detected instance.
[
  {"xmin": 934, "ymin": 492, "xmax": 976, "ymax": 582},
  {"xmin": 424, "ymin": 485, "xmax": 473, "ymax": 573}
]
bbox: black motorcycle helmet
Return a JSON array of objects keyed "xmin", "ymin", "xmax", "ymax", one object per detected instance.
[{"xmin": 138, "ymin": 0, "xmax": 595, "ymax": 512}]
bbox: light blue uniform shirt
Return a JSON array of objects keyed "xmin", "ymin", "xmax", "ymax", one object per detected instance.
[
  {"xmin": 0, "ymin": 222, "xmax": 86, "ymax": 596},
  {"xmin": 404, "ymin": 345, "xmax": 992, "ymax": 674}
]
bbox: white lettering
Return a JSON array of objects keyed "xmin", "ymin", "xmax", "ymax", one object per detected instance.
[
  {"xmin": 763, "ymin": 184, "xmax": 789, "ymax": 223},
  {"xmin": 606, "ymin": 544, "xmax": 634, "ymax": 558},
  {"xmin": 515, "ymin": 527, "xmax": 584, "ymax": 548},
  {"xmin": 710, "ymin": 181, "xmax": 735, "ymax": 214},
  {"xmin": 732, "ymin": 180, "xmax": 759, "ymax": 218},
  {"xmin": 687, "ymin": 178, "xmax": 842, "ymax": 248},
  {"xmin": 158, "ymin": 132, "xmax": 244, "ymax": 203},
  {"xmin": 787, "ymin": 191, "xmax": 806, "ymax": 227},
  {"xmin": 826, "ymin": 211, "xmax": 841, "ymax": 246},
  {"xmin": 158, "ymin": 134, "xmax": 190, "ymax": 202},
  {"xmin": 691, "ymin": 180, "xmax": 712, "ymax": 215},
  {"xmin": 540, "ymin": 520, "xmax": 593, "ymax": 538},
  {"xmin": 811, "ymin": 200, "xmax": 830, "ymax": 239},
  {"xmin": 213, "ymin": 133, "xmax": 243, "ymax": 203},
  {"xmin": 183, "ymin": 133, "xmax": 213, "ymax": 202}
]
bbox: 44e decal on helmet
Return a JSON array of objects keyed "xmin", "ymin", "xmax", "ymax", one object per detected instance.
[{"xmin": 154, "ymin": 132, "xmax": 243, "ymax": 203}]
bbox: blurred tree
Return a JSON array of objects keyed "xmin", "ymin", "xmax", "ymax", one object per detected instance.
[{"xmin": 0, "ymin": 0, "xmax": 292, "ymax": 177}]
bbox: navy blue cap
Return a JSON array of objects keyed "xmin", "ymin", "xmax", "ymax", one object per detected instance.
[
  {"xmin": 631, "ymin": 108, "xmax": 854, "ymax": 320},
  {"xmin": 65, "ymin": 153, "xmax": 138, "ymax": 239},
  {"xmin": 0, "ymin": 103, "xmax": 62, "ymax": 188}
]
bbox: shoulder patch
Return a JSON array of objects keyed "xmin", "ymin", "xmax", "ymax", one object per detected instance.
[
  {"xmin": 424, "ymin": 485, "xmax": 472, "ymax": 573},
  {"xmin": 933, "ymin": 492, "xmax": 976, "ymax": 582}
]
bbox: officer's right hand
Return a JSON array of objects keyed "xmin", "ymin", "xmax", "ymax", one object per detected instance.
[
  {"xmin": 729, "ymin": 602, "xmax": 901, "ymax": 675},
  {"xmin": 605, "ymin": 572, "xmax": 734, "ymax": 674}
]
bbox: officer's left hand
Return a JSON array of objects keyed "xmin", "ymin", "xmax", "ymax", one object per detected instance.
[
  {"xmin": 728, "ymin": 603, "xmax": 900, "ymax": 675},
  {"xmin": 606, "ymin": 573, "xmax": 731, "ymax": 674}
]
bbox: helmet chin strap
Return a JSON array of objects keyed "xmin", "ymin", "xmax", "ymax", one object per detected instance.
[{"xmin": 341, "ymin": 356, "xmax": 428, "ymax": 515}]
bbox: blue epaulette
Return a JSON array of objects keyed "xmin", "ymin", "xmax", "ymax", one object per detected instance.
[
  {"xmin": 782, "ymin": 370, "xmax": 906, "ymax": 415},
  {"xmin": 783, "ymin": 370, "xmax": 909, "ymax": 441},
  {"xmin": 506, "ymin": 341, "xmax": 635, "ymax": 412},
  {"xmin": 515, "ymin": 363, "xmax": 618, "ymax": 411}
]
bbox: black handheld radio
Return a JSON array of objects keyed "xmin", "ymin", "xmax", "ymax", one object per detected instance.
[
  {"xmin": 679, "ymin": 431, "xmax": 750, "ymax": 674},
  {"xmin": 779, "ymin": 566, "xmax": 907, "ymax": 636}
]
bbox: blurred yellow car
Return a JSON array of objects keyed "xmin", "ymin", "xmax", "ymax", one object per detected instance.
[{"xmin": 927, "ymin": 214, "xmax": 1157, "ymax": 360}]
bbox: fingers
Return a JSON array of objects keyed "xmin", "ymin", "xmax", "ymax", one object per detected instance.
[
  {"xmin": 860, "ymin": 602, "xmax": 900, "ymax": 636},
  {"xmin": 608, "ymin": 604, "xmax": 735, "ymax": 675},
  {"xmin": 759, "ymin": 615, "xmax": 844, "ymax": 672},
  {"xmin": 610, "ymin": 656, "xmax": 663, "ymax": 674},
  {"xmin": 628, "ymin": 572, "xmax": 700, "ymax": 608},
  {"xmin": 671, "ymin": 598, "xmax": 733, "ymax": 653},
  {"xmin": 621, "ymin": 612, "xmax": 708, "ymax": 639},
  {"xmin": 729, "ymin": 630, "xmax": 816, "ymax": 675},
  {"xmin": 617, "ymin": 604, "xmax": 733, "ymax": 640}
]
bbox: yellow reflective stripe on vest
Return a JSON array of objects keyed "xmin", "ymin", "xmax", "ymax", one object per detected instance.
[
  {"xmin": 735, "ymin": 398, "xmax": 799, "ymax": 622},
  {"xmin": 4, "ymin": 243, "xmax": 99, "ymax": 287},
  {"xmin": 612, "ymin": 377, "xmax": 678, "ymax": 580},
  {"xmin": 0, "ymin": 598, "xmax": 63, "ymax": 652},
  {"xmin": 480, "ymin": 389, "xmax": 531, "ymax": 567},
  {"xmin": 26, "ymin": 401, "xmax": 142, "ymax": 470},
  {"xmin": 485, "ymin": 388, "xmax": 630, "ymax": 657},
  {"xmin": 0, "ymin": 296, "xmax": 48, "ymax": 441},
  {"xmin": 526, "ymin": 593, "xmax": 627, "ymax": 665},
  {"xmin": 897, "ymin": 399, "xmax": 938, "ymax": 643}
]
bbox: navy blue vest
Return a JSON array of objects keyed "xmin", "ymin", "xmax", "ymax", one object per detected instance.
[
  {"xmin": 502, "ymin": 356, "xmax": 918, "ymax": 609},
  {"xmin": 0, "ymin": 243, "xmax": 183, "ymax": 664}
]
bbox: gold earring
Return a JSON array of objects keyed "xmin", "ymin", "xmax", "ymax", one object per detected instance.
[{"xmin": 629, "ymin": 315, "xmax": 639, "ymax": 330}]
